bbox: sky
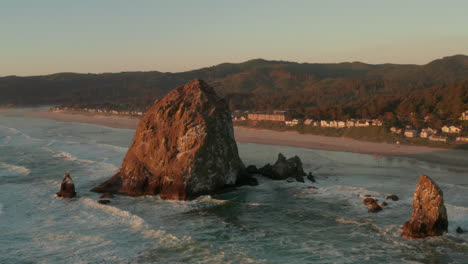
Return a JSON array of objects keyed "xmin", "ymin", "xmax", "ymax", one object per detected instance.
[{"xmin": 1, "ymin": 0, "xmax": 468, "ymax": 76}]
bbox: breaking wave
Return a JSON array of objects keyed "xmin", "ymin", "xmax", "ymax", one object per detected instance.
[
  {"xmin": 51, "ymin": 151, "xmax": 95, "ymax": 164},
  {"xmin": 0, "ymin": 162, "xmax": 31, "ymax": 176}
]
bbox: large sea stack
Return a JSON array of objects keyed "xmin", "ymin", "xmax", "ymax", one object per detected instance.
[
  {"xmin": 401, "ymin": 174, "xmax": 448, "ymax": 239},
  {"xmin": 91, "ymin": 80, "xmax": 251, "ymax": 200}
]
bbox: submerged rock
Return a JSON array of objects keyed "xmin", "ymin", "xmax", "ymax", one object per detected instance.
[
  {"xmin": 259, "ymin": 153, "xmax": 306, "ymax": 182},
  {"xmin": 380, "ymin": 201, "xmax": 388, "ymax": 207},
  {"xmin": 98, "ymin": 200, "xmax": 111, "ymax": 205},
  {"xmin": 307, "ymin": 186, "xmax": 318, "ymax": 190},
  {"xmin": 363, "ymin": 197, "xmax": 382, "ymax": 213},
  {"xmin": 55, "ymin": 172, "xmax": 76, "ymax": 198},
  {"xmin": 456, "ymin": 226, "xmax": 464, "ymax": 233},
  {"xmin": 91, "ymin": 80, "xmax": 251, "ymax": 200},
  {"xmin": 100, "ymin": 193, "xmax": 114, "ymax": 199},
  {"xmin": 386, "ymin": 194, "xmax": 399, "ymax": 201},
  {"xmin": 401, "ymin": 174, "xmax": 448, "ymax": 239}
]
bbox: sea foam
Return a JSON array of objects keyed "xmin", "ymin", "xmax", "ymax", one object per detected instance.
[{"xmin": 0, "ymin": 162, "xmax": 31, "ymax": 176}]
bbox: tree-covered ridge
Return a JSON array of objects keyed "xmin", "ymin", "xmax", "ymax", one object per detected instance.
[{"xmin": 0, "ymin": 55, "xmax": 467, "ymax": 120}]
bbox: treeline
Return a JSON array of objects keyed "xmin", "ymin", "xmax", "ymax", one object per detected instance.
[{"xmin": 0, "ymin": 55, "xmax": 467, "ymax": 123}]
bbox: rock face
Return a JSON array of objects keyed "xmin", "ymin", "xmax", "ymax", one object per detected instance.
[
  {"xmin": 91, "ymin": 80, "xmax": 251, "ymax": 200},
  {"xmin": 401, "ymin": 174, "xmax": 448, "ymax": 239},
  {"xmin": 56, "ymin": 172, "xmax": 76, "ymax": 198},
  {"xmin": 259, "ymin": 153, "xmax": 306, "ymax": 182}
]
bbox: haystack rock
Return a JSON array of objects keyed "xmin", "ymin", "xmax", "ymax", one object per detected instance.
[
  {"xmin": 91, "ymin": 80, "xmax": 254, "ymax": 200},
  {"xmin": 55, "ymin": 172, "xmax": 76, "ymax": 198},
  {"xmin": 401, "ymin": 174, "xmax": 448, "ymax": 239},
  {"xmin": 259, "ymin": 153, "xmax": 306, "ymax": 182}
]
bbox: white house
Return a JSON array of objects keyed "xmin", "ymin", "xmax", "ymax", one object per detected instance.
[
  {"xmin": 420, "ymin": 128, "xmax": 437, "ymax": 138},
  {"xmin": 404, "ymin": 129, "xmax": 419, "ymax": 138},
  {"xmin": 442, "ymin": 125, "xmax": 462, "ymax": 134},
  {"xmin": 460, "ymin": 110, "xmax": 468, "ymax": 121},
  {"xmin": 428, "ymin": 135, "xmax": 448, "ymax": 142}
]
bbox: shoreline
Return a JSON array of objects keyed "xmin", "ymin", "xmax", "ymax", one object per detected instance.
[{"xmin": 27, "ymin": 109, "xmax": 468, "ymax": 168}]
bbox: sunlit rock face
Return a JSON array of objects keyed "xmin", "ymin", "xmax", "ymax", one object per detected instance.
[
  {"xmin": 56, "ymin": 172, "xmax": 76, "ymax": 198},
  {"xmin": 401, "ymin": 174, "xmax": 448, "ymax": 239},
  {"xmin": 91, "ymin": 79, "xmax": 248, "ymax": 200}
]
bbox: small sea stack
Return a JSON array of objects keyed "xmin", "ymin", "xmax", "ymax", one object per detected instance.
[
  {"xmin": 91, "ymin": 80, "xmax": 254, "ymax": 200},
  {"xmin": 55, "ymin": 172, "xmax": 76, "ymax": 198},
  {"xmin": 259, "ymin": 153, "xmax": 306, "ymax": 182},
  {"xmin": 401, "ymin": 174, "xmax": 448, "ymax": 239}
]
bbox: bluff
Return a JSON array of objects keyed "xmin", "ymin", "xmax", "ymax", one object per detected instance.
[
  {"xmin": 91, "ymin": 80, "xmax": 250, "ymax": 200},
  {"xmin": 401, "ymin": 174, "xmax": 448, "ymax": 239}
]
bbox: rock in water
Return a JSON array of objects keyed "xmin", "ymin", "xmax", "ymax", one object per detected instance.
[
  {"xmin": 56, "ymin": 172, "xmax": 76, "ymax": 198},
  {"xmin": 91, "ymin": 80, "xmax": 250, "ymax": 200},
  {"xmin": 456, "ymin": 226, "xmax": 464, "ymax": 233},
  {"xmin": 259, "ymin": 153, "xmax": 306, "ymax": 182},
  {"xmin": 401, "ymin": 174, "xmax": 448, "ymax": 239}
]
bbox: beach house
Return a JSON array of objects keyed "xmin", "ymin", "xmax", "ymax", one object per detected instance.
[
  {"xmin": 420, "ymin": 128, "xmax": 437, "ymax": 138},
  {"xmin": 456, "ymin": 136, "xmax": 468, "ymax": 142},
  {"xmin": 248, "ymin": 110, "xmax": 290, "ymax": 122},
  {"xmin": 442, "ymin": 125, "xmax": 462, "ymax": 134},
  {"xmin": 460, "ymin": 110, "xmax": 468, "ymax": 121},
  {"xmin": 404, "ymin": 129, "xmax": 419, "ymax": 138},
  {"xmin": 428, "ymin": 135, "xmax": 448, "ymax": 142}
]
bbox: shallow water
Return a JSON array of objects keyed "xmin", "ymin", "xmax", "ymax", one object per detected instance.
[{"xmin": 1, "ymin": 108, "xmax": 467, "ymax": 263}]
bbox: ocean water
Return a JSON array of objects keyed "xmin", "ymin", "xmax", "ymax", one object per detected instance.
[{"xmin": 0, "ymin": 108, "xmax": 467, "ymax": 264}]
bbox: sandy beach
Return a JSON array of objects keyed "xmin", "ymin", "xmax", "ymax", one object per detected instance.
[{"xmin": 29, "ymin": 109, "xmax": 468, "ymax": 169}]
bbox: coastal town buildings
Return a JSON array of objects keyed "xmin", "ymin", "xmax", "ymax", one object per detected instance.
[
  {"xmin": 456, "ymin": 136, "xmax": 468, "ymax": 142},
  {"xmin": 247, "ymin": 110, "xmax": 290, "ymax": 122},
  {"xmin": 460, "ymin": 110, "xmax": 468, "ymax": 121},
  {"xmin": 420, "ymin": 128, "xmax": 437, "ymax": 138},
  {"xmin": 428, "ymin": 135, "xmax": 448, "ymax": 142},
  {"xmin": 285, "ymin": 119, "xmax": 300, "ymax": 126},
  {"xmin": 404, "ymin": 130, "xmax": 419, "ymax": 138},
  {"xmin": 442, "ymin": 125, "xmax": 462, "ymax": 134}
]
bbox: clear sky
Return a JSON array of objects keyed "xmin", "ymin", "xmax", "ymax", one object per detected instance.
[{"xmin": 1, "ymin": 0, "xmax": 467, "ymax": 76}]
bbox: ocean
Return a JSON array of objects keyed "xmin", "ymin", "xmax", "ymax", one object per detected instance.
[{"xmin": 1, "ymin": 108, "xmax": 467, "ymax": 263}]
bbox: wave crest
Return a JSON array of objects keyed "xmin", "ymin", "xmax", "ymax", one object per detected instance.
[{"xmin": 0, "ymin": 162, "xmax": 31, "ymax": 176}]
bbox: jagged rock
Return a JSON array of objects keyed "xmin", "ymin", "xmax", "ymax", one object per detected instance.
[
  {"xmin": 246, "ymin": 165, "xmax": 258, "ymax": 174},
  {"xmin": 55, "ymin": 172, "xmax": 76, "ymax": 198},
  {"xmin": 307, "ymin": 172, "xmax": 316, "ymax": 182},
  {"xmin": 259, "ymin": 153, "xmax": 306, "ymax": 182},
  {"xmin": 456, "ymin": 226, "xmax": 464, "ymax": 233},
  {"xmin": 380, "ymin": 201, "xmax": 388, "ymax": 207},
  {"xmin": 91, "ymin": 80, "xmax": 250, "ymax": 200},
  {"xmin": 363, "ymin": 197, "xmax": 377, "ymax": 206},
  {"xmin": 386, "ymin": 194, "xmax": 399, "ymax": 201},
  {"xmin": 368, "ymin": 203, "xmax": 383, "ymax": 213},
  {"xmin": 401, "ymin": 174, "xmax": 448, "ymax": 239},
  {"xmin": 363, "ymin": 197, "xmax": 382, "ymax": 213},
  {"xmin": 98, "ymin": 200, "xmax": 111, "ymax": 205},
  {"xmin": 100, "ymin": 193, "xmax": 114, "ymax": 199}
]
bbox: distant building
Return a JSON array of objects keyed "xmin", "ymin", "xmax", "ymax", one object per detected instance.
[
  {"xmin": 304, "ymin": 119, "xmax": 314, "ymax": 125},
  {"xmin": 346, "ymin": 120, "xmax": 355, "ymax": 127},
  {"xmin": 285, "ymin": 119, "xmax": 300, "ymax": 127},
  {"xmin": 442, "ymin": 125, "xmax": 462, "ymax": 134},
  {"xmin": 329, "ymin": 120, "xmax": 338, "ymax": 128},
  {"xmin": 456, "ymin": 136, "xmax": 468, "ymax": 142},
  {"xmin": 338, "ymin": 121, "xmax": 346, "ymax": 128},
  {"xmin": 420, "ymin": 128, "xmax": 437, "ymax": 138},
  {"xmin": 428, "ymin": 135, "xmax": 448, "ymax": 142},
  {"xmin": 404, "ymin": 129, "xmax": 419, "ymax": 138},
  {"xmin": 355, "ymin": 120, "xmax": 370, "ymax": 127},
  {"xmin": 320, "ymin": 120, "xmax": 331, "ymax": 127},
  {"xmin": 371, "ymin": 119, "xmax": 383, "ymax": 126},
  {"xmin": 247, "ymin": 110, "xmax": 290, "ymax": 122},
  {"xmin": 460, "ymin": 110, "xmax": 468, "ymax": 121}
]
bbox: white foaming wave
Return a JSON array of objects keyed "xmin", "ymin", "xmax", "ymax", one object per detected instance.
[
  {"xmin": 52, "ymin": 151, "xmax": 96, "ymax": 164},
  {"xmin": 2, "ymin": 135, "xmax": 12, "ymax": 144},
  {"xmin": 0, "ymin": 125, "xmax": 42, "ymax": 142},
  {"xmin": 82, "ymin": 198, "xmax": 191, "ymax": 246},
  {"xmin": 0, "ymin": 162, "xmax": 31, "ymax": 175}
]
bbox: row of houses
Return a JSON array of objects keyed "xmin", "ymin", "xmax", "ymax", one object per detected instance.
[
  {"xmin": 50, "ymin": 107, "xmax": 144, "ymax": 116},
  {"xmin": 305, "ymin": 119, "xmax": 383, "ymax": 128},
  {"xmin": 393, "ymin": 126, "xmax": 467, "ymax": 143}
]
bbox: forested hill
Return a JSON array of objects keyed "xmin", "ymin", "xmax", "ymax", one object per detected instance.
[{"xmin": 1, "ymin": 55, "xmax": 467, "ymax": 119}]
